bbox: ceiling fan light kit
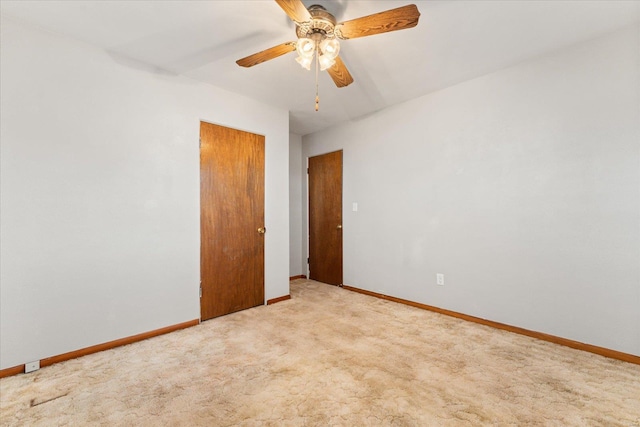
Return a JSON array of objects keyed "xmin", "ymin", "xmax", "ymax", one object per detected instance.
[
  {"xmin": 318, "ymin": 54, "xmax": 335, "ymax": 71},
  {"xmin": 320, "ymin": 38, "xmax": 339, "ymax": 58},
  {"xmin": 295, "ymin": 54, "xmax": 313, "ymax": 70},
  {"xmin": 236, "ymin": 0, "xmax": 421, "ymax": 111},
  {"xmin": 296, "ymin": 38, "xmax": 316, "ymax": 56}
]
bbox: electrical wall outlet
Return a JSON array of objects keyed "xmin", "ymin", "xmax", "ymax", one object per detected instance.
[
  {"xmin": 25, "ymin": 360, "xmax": 40, "ymax": 373},
  {"xmin": 436, "ymin": 273, "xmax": 445, "ymax": 286}
]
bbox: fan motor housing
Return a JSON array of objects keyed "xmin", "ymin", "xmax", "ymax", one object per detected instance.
[{"xmin": 296, "ymin": 5, "xmax": 336, "ymax": 40}]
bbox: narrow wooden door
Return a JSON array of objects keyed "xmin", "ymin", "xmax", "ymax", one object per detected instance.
[
  {"xmin": 200, "ymin": 122, "xmax": 265, "ymax": 320},
  {"xmin": 308, "ymin": 150, "xmax": 343, "ymax": 285}
]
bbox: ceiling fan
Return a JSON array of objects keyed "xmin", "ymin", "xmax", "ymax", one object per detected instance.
[{"xmin": 236, "ymin": 0, "xmax": 420, "ymax": 110}]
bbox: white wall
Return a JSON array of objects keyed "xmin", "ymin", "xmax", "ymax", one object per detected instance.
[
  {"xmin": 302, "ymin": 25, "xmax": 640, "ymax": 356},
  {"xmin": 289, "ymin": 133, "xmax": 305, "ymax": 277},
  {"xmin": 0, "ymin": 16, "xmax": 290, "ymax": 370}
]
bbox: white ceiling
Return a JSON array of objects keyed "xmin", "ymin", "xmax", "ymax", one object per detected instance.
[{"xmin": 2, "ymin": 0, "xmax": 639, "ymax": 135}]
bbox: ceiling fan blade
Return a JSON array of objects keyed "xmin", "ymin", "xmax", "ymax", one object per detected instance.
[
  {"xmin": 335, "ymin": 4, "xmax": 420, "ymax": 40},
  {"xmin": 326, "ymin": 56, "xmax": 354, "ymax": 88},
  {"xmin": 275, "ymin": 0, "xmax": 312, "ymax": 24},
  {"xmin": 236, "ymin": 42, "xmax": 296, "ymax": 68}
]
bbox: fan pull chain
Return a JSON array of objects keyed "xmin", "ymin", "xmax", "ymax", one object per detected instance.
[{"xmin": 315, "ymin": 45, "xmax": 319, "ymax": 112}]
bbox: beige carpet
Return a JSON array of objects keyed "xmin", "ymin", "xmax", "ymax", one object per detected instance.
[{"xmin": 1, "ymin": 279, "xmax": 639, "ymax": 426}]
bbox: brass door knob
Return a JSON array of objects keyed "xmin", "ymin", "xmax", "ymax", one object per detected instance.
[
  {"xmin": 337, "ymin": 225, "xmax": 342, "ymax": 229},
  {"xmin": 257, "ymin": 227, "xmax": 266, "ymax": 234}
]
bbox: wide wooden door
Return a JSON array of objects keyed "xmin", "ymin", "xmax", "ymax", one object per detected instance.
[
  {"xmin": 200, "ymin": 122, "xmax": 265, "ymax": 320},
  {"xmin": 308, "ymin": 150, "xmax": 343, "ymax": 285}
]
